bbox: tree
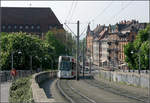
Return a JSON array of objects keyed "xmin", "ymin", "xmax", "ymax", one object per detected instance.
[
  {"xmin": 124, "ymin": 24, "xmax": 150, "ymax": 70},
  {"xmin": 0, "ymin": 32, "xmax": 54, "ymax": 70},
  {"xmin": 45, "ymin": 31, "xmax": 66, "ymax": 58}
]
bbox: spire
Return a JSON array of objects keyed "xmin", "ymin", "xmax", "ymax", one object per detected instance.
[{"xmin": 86, "ymin": 24, "xmax": 91, "ymax": 34}]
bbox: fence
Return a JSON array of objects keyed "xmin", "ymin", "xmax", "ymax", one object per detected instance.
[
  {"xmin": 98, "ymin": 70, "xmax": 149, "ymax": 88},
  {"xmin": 0, "ymin": 70, "xmax": 37, "ymax": 83}
]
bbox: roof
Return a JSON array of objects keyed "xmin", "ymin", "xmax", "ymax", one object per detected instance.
[
  {"xmin": 118, "ymin": 22, "xmax": 147, "ymax": 32},
  {"xmin": 93, "ymin": 25, "xmax": 105, "ymax": 39},
  {"xmin": 111, "ymin": 25, "xmax": 117, "ymax": 31},
  {"xmin": 1, "ymin": 7, "xmax": 63, "ymax": 32}
]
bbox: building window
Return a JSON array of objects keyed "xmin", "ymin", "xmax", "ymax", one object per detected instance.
[
  {"xmin": 2, "ymin": 25, "xmax": 6, "ymax": 29},
  {"xmin": 131, "ymin": 35, "xmax": 134, "ymax": 41},
  {"xmin": 49, "ymin": 25, "xmax": 52, "ymax": 29},
  {"xmin": 37, "ymin": 25, "xmax": 40, "ymax": 29},
  {"xmin": 14, "ymin": 25, "xmax": 17, "ymax": 29},
  {"xmin": 31, "ymin": 25, "xmax": 34, "ymax": 29},
  {"xmin": 25, "ymin": 25, "xmax": 29, "ymax": 29},
  {"xmin": 19, "ymin": 25, "xmax": 23, "ymax": 29},
  {"xmin": 8, "ymin": 25, "xmax": 11, "ymax": 29}
]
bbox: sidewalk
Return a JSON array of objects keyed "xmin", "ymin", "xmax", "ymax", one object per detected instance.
[{"xmin": 0, "ymin": 82, "xmax": 11, "ymax": 102}]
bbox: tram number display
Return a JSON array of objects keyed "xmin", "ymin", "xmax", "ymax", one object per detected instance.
[{"xmin": 62, "ymin": 57, "xmax": 70, "ymax": 61}]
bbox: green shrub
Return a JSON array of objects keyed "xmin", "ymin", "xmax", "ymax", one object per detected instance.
[{"xmin": 9, "ymin": 76, "xmax": 34, "ymax": 103}]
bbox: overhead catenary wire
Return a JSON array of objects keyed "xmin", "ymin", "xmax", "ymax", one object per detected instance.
[
  {"xmin": 79, "ymin": 23, "xmax": 90, "ymax": 37},
  {"xmin": 80, "ymin": 1, "xmax": 134, "ymax": 39},
  {"xmin": 90, "ymin": 1, "xmax": 113, "ymax": 24},
  {"xmin": 106, "ymin": 1, "xmax": 134, "ymax": 24},
  {"xmin": 79, "ymin": 1, "xmax": 114, "ymax": 39},
  {"xmin": 65, "ymin": 1, "xmax": 134, "ymax": 40},
  {"xmin": 68, "ymin": 1, "xmax": 78, "ymax": 23},
  {"xmin": 65, "ymin": 0, "xmax": 75, "ymax": 23},
  {"xmin": 64, "ymin": 23, "xmax": 77, "ymax": 37}
]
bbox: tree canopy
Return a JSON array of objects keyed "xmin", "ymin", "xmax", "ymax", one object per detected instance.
[
  {"xmin": 0, "ymin": 29, "xmax": 76, "ymax": 70},
  {"xmin": 124, "ymin": 24, "xmax": 150, "ymax": 70},
  {"xmin": 0, "ymin": 32, "xmax": 54, "ymax": 70}
]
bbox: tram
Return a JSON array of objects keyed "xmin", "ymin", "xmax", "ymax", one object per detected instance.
[{"xmin": 57, "ymin": 56, "xmax": 76, "ymax": 79}]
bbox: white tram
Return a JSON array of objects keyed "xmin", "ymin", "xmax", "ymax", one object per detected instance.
[{"xmin": 57, "ymin": 56, "xmax": 76, "ymax": 79}]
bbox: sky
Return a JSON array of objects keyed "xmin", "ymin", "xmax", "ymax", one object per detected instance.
[{"xmin": 1, "ymin": 1, "xmax": 149, "ymax": 39}]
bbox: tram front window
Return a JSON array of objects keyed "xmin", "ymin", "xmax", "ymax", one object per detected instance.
[{"xmin": 60, "ymin": 62, "xmax": 71, "ymax": 71}]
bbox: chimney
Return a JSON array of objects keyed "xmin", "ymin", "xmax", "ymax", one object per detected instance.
[
  {"xmin": 121, "ymin": 20, "xmax": 123, "ymax": 24},
  {"xmin": 86, "ymin": 24, "xmax": 91, "ymax": 34},
  {"xmin": 116, "ymin": 23, "xmax": 119, "ymax": 32},
  {"xmin": 108, "ymin": 24, "xmax": 111, "ymax": 32},
  {"xmin": 97, "ymin": 24, "xmax": 98, "ymax": 28},
  {"xmin": 124, "ymin": 20, "xmax": 126, "ymax": 24}
]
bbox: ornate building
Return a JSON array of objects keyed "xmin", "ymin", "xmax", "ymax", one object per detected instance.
[{"xmin": 86, "ymin": 19, "xmax": 147, "ymax": 70}]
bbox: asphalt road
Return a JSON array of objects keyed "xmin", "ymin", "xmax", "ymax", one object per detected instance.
[
  {"xmin": 39, "ymin": 75, "xmax": 148, "ymax": 103},
  {"xmin": 0, "ymin": 82, "xmax": 11, "ymax": 103}
]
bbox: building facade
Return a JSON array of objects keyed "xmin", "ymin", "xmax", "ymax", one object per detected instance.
[
  {"xmin": 86, "ymin": 24, "xmax": 106, "ymax": 65},
  {"xmin": 0, "ymin": 7, "xmax": 63, "ymax": 37},
  {"xmin": 86, "ymin": 19, "xmax": 147, "ymax": 70},
  {"xmin": 93, "ymin": 38, "xmax": 100, "ymax": 66}
]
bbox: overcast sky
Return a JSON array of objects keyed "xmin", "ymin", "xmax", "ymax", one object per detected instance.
[{"xmin": 1, "ymin": 1, "xmax": 149, "ymax": 39}]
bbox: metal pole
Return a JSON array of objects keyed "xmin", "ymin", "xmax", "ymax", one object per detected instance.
[
  {"xmin": 40, "ymin": 58, "xmax": 42, "ymax": 71},
  {"xmin": 89, "ymin": 57, "xmax": 91, "ymax": 74},
  {"xmin": 82, "ymin": 40, "xmax": 85, "ymax": 77},
  {"xmin": 30, "ymin": 55, "xmax": 32, "ymax": 71},
  {"xmin": 138, "ymin": 50, "xmax": 140, "ymax": 74},
  {"xmin": 76, "ymin": 20, "xmax": 79, "ymax": 80}
]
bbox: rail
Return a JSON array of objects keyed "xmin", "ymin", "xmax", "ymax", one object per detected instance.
[
  {"xmin": 84, "ymin": 79, "xmax": 148, "ymax": 103},
  {"xmin": 56, "ymin": 79, "xmax": 96, "ymax": 103}
]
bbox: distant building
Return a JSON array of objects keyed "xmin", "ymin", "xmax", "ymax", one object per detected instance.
[
  {"xmin": 86, "ymin": 19, "xmax": 147, "ymax": 70},
  {"xmin": 86, "ymin": 25, "xmax": 94, "ymax": 60},
  {"xmin": 0, "ymin": 7, "xmax": 63, "ymax": 37}
]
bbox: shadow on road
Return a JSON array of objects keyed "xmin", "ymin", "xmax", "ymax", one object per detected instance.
[{"xmin": 39, "ymin": 79, "xmax": 55, "ymax": 98}]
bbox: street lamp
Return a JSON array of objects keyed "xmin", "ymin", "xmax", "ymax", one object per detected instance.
[
  {"xmin": 11, "ymin": 51, "xmax": 22, "ymax": 70},
  {"xmin": 30, "ymin": 55, "xmax": 32, "ymax": 71},
  {"xmin": 89, "ymin": 56, "xmax": 93, "ymax": 74}
]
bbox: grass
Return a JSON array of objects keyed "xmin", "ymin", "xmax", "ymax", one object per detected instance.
[{"xmin": 9, "ymin": 76, "xmax": 34, "ymax": 103}]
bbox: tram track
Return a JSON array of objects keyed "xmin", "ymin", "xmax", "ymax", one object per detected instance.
[
  {"xmin": 56, "ymin": 79, "xmax": 96, "ymax": 103},
  {"xmin": 84, "ymin": 78, "xmax": 148, "ymax": 103}
]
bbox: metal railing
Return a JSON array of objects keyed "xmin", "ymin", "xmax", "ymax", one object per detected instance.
[{"xmin": 0, "ymin": 70, "xmax": 37, "ymax": 83}]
